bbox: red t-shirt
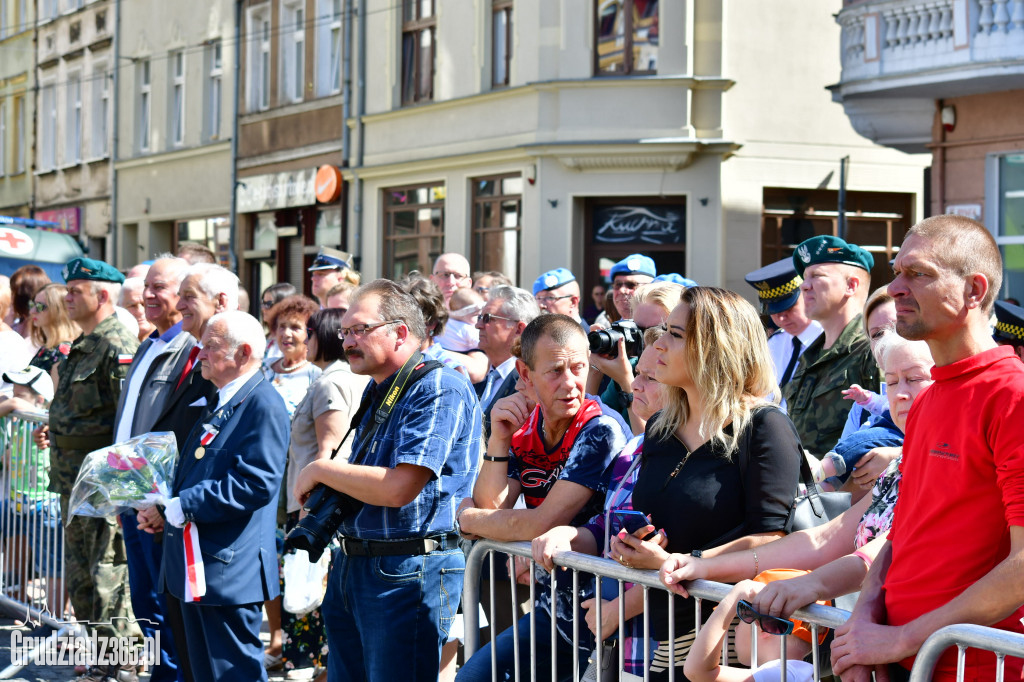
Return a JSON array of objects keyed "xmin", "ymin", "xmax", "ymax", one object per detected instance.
[{"xmin": 887, "ymin": 346, "xmax": 1024, "ymax": 678}]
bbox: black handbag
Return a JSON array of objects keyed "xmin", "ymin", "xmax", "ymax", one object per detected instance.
[{"xmin": 784, "ymin": 451, "xmax": 851, "ymax": 533}]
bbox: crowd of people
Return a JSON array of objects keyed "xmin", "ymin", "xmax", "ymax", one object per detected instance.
[{"xmin": 0, "ymin": 214, "xmax": 1023, "ymax": 682}]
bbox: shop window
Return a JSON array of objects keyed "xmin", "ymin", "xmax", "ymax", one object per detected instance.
[
  {"xmin": 401, "ymin": 0, "xmax": 435, "ymax": 105},
  {"xmin": 315, "ymin": 206, "xmax": 342, "ymax": 246},
  {"xmin": 988, "ymin": 153, "xmax": 1024, "ymax": 301},
  {"xmin": 472, "ymin": 174, "xmax": 521, "ymax": 283},
  {"xmin": 492, "ymin": 1, "xmax": 512, "ymax": 88},
  {"xmin": 177, "ymin": 216, "xmax": 231, "ymax": 267},
  {"xmin": 585, "ymin": 197, "xmax": 686, "ymax": 291},
  {"xmin": 595, "ymin": 0, "xmax": 658, "ymax": 76},
  {"xmin": 383, "ymin": 182, "xmax": 445, "ymax": 279}
]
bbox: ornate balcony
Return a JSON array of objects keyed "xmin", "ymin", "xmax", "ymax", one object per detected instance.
[{"xmin": 830, "ymin": 0, "xmax": 1024, "ymax": 151}]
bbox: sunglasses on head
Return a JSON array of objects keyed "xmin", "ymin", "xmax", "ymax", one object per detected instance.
[{"xmin": 736, "ymin": 600, "xmax": 794, "ymax": 636}]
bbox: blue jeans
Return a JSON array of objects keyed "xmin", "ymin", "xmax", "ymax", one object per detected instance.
[
  {"xmin": 322, "ymin": 544, "xmax": 465, "ymax": 682},
  {"xmin": 457, "ymin": 608, "xmax": 589, "ymax": 682}
]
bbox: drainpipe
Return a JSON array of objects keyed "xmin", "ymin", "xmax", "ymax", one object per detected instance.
[
  {"xmin": 341, "ymin": 0, "xmax": 352, "ymax": 165},
  {"xmin": 228, "ymin": 0, "xmax": 242, "ymax": 273},
  {"xmin": 351, "ymin": 0, "xmax": 366, "ymax": 269},
  {"xmin": 110, "ymin": 0, "xmax": 120, "ymax": 264}
]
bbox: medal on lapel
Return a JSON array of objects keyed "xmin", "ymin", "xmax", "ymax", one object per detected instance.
[{"xmin": 196, "ymin": 423, "xmax": 219, "ymax": 459}]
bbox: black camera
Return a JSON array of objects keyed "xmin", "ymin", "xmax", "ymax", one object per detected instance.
[
  {"xmin": 588, "ymin": 320, "xmax": 644, "ymax": 359},
  {"xmin": 284, "ymin": 484, "xmax": 364, "ymax": 559}
]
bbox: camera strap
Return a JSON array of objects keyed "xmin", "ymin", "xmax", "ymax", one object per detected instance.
[{"xmin": 327, "ymin": 351, "xmax": 443, "ymax": 466}]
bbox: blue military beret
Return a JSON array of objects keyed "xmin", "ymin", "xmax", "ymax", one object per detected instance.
[
  {"xmin": 532, "ymin": 268, "xmax": 576, "ymax": 295},
  {"xmin": 609, "ymin": 254, "xmax": 657, "ymax": 280},
  {"xmin": 654, "ymin": 273, "xmax": 697, "ymax": 288},
  {"xmin": 793, "ymin": 235, "xmax": 874, "ymax": 277},
  {"xmin": 745, "ymin": 258, "xmax": 803, "ymax": 315},
  {"xmin": 994, "ymin": 300, "xmax": 1024, "ymax": 343},
  {"xmin": 62, "ymin": 257, "xmax": 125, "ymax": 284},
  {"xmin": 308, "ymin": 246, "xmax": 353, "ymax": 272}
]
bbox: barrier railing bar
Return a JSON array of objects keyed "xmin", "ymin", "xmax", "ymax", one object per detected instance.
[{"xmin": 907, "ymin": 624, "xmax": 1024, "ymax": 682}]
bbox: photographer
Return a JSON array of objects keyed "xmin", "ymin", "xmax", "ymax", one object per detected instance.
[
  {"xmin": 587, "ymin": 281, "xmax": 683, "ymax": 433},
  {"xmin": 292, "ymin": 279, "xmax": 482, "ymax": 682}
]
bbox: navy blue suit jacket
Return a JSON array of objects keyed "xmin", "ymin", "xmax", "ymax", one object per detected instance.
[{"xmin": 160, "ymin": 371, "xmax": 289, "ymax": 606}]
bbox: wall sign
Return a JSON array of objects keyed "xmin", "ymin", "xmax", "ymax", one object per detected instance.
[
  {"xmin": 593, "ymin": 205, "xmax": 685, "ymax": 245},
  {"xmin": 236, "ymin": 169, "xmax": 317, "ymax": 213}
]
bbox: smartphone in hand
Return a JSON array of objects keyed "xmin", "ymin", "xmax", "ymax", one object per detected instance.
[{"xmin": 611, "ymin": 509, "xmax": 656, "ymax": 541}]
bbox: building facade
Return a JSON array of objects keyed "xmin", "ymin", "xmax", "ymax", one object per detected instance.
[
  {"xmin": 0, "ymin": 0, "xmax": 34, "ymax": 218},
  {"xmin": 35, "ymin": 0, "xmax": 114, "ymax": 256},
  {"xmin": 114, "ymin": 0, "xmax": 235, "ymax": 268},
  {"xmin": 832, "ymin": 0, "xmax": 1024, "ymax": 298}
]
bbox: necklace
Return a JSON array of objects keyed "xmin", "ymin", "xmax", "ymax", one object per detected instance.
[
  {"xmin": 662, "ymin": 440, "xmax": 693, "ymax": 491},
  {"xmin": 275, "ymin": 358, "xmax": 309, "ymax": 374}
]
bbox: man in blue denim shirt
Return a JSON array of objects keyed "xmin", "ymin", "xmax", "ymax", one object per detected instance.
[{"xmin": 293, "ymin": 279, "xmax": 482, "ymax": 681}]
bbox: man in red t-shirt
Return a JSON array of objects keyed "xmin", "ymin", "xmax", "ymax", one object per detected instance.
[{"xmin": 831, "ymin": 215, "xmax": 1024, "ymax": 682}]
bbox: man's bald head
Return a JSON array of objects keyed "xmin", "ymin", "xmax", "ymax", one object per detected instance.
[{"xmin": 431, "ymin": 253, "xmax": 472, "ymax": 305}]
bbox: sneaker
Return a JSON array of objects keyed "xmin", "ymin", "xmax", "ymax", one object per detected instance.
[{"xmin": 77, "ymin": 664, "xmax": 139, "ymax": 682}]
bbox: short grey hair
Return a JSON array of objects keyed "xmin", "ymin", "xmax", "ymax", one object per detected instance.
[
  {"xmin": 151, "ymin": 256, "xmax": 190, "ymax": 287},
  {"xmin": 207, "ymin": 310, "xmax": 267, "ymax": 358},
  {"xmin": 187, "ymin": 263, "xmax": 240, "ymax": 310},
  {"xmin": 489, "ymin": 285, "xmax": 540, "ymax": 324},
  {"xmin": 92, "ymin": 280, "xmax": 122, "ymax": 302},
  {"xmin": 874, "ymin": 327, "xmax": 930, "ymax": 372},
  {"xmin": 351, "ymin": 279, "xmax": 427, "ymax": 342},
  {"xmin": 119, "ymin": 277, "xmax": 144, "ymax": 304}
]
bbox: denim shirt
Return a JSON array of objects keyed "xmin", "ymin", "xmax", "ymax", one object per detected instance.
[{"xmin": 339, "ymin": 363, "xmax": 482, "ymax": 540}]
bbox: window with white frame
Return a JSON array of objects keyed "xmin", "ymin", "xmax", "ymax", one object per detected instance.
[
  {"xmin": 91, "ymin": 65, "xmax": 109, "ymax": 157},
  {"xmin": 40, "ymin": 83, "xmax": 57, "ymax": 170},
  {"xmin": 492, "ymin": 0, "xmax": 512, "ymax": 87},
  {"xmin": 14, "ymin": 95, "xmax": 24, "ymax": 172},
  {"xmin": 0, "ymin": 101, "xmax": 6, "ymax": 176},
  {"xmin": 205, "ymin": 40, "xmax": 223, "ymax": 140},
  {"xmin": 66, "ymin": 72, "xmax": 82, "ymax": 164},
  {"xmin": 988, "ymin": 152, "xmax": 1024, "ymax": 302},
  {"xmin": 280, "ymin": 0, "xmax": 305, "ymax": 103},
  {"xmin": 247, "ymin": 6, "xmax": 271, "ymax": 111},
  {"xmin": 315, "ymin": 0, "xmax": 342, "ymax": 97},
  {"xmin": 1, "ymin": 0, "xmax": 8, "ymax": 40},
  {"xmin": 169, "ymin": 50, "xmax": 185, "ymax": 147},
  {"xmin": 137, "ymin": 59, "xmax": 151, "ymax": 152},
  {"xmin": 40, "ymin": 0, "xmax": 57, "ymax": 22}
]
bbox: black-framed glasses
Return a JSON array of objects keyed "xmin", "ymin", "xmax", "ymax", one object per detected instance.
[
  {"xmin": 28, "ymin": 301, "xmax": 48, "ymax": 313},
  {"xmin": 338, "ymin": 320, "xmax": 401, "ymax": 339},
  {"xmin": 476, "ymin": 312, "xmax": 516, "ymax": 325},
  {"xmin": 736, "ymin": 600, "xmax": 794, "ymax": 636},
  {"xmin": 536, "ymin": 294, "xmax": 573, "ymax": 306}
]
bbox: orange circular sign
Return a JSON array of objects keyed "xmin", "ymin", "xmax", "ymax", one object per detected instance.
[{"xmin": 315, "ymin": 165, "xmax": 342, "ymax": 203}]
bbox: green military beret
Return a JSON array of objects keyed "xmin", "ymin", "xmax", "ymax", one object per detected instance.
[
  {"xmin": 62, "ymin": 257, "xmax": 126, "ymax": 284},
  {"xmin": 792, "ymin": 235, "xmax": 874, "ymax": 277}
]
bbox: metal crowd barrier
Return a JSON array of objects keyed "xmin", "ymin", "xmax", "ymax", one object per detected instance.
[
  {"xmin": 908, "ymin": 624, "xmax": 1024, "ymax": 682},
  {"xmin": 463, "ymin": 540, "xmax": 849, "ymax": 682},
  {"xmin": 0, "ymin": 410, "xmax": 73, "ymax": 677}
]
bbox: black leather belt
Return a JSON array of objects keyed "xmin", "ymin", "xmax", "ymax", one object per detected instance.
[{"xmin": 338, "ymin": 534, "xmax": 459, "ymax": 557}]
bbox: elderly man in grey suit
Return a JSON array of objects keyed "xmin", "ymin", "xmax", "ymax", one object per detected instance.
[{"xmin": 111, "ymin": 255, "xmax": 192, "ymax": 682}]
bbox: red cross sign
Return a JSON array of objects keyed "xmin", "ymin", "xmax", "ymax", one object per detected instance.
[{"xmin": 0, "ymin": 228, "xmax": 33, "ymax": 256}]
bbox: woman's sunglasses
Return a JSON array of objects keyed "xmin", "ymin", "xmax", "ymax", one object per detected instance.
[
  {"xmin": 28, "ymin": 301, "xmax": 48, "ymax": 313},
  {"xmin": 736, "ymin": 600, "xmax": 794, "ymax": 636}
]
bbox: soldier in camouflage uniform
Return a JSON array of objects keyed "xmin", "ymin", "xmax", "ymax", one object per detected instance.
[
  {"xmin": 783, "ymin": 236, "xmax": 879, "ymax": 456},
  {"xmin": 37, "ymin": 258, "xmax": 143, "ymax": 670}
]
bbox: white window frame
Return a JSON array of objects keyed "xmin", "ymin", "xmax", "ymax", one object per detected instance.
[
  {"xmin": 65, "ymin": 71, "xmax": 82, "ymax": 164},
  {"xmin": 39, "ymin": 82, "xmax": 57, "ymax": 171},
  {"xmin": 91, "ymin": 64, "xmax": 109, "ymax": 158},
  {"xmin": 280, "ymin": 0, "xmax": 305, "ymax": 104},
  {"xmin": 40, "ymin": 0, "xmax": 57, "ymax": 22},
  {"xmin": 205, "ymin": 40, "xmax": 223, "ymax": 141},
  {"xmin": 986, "ymin": 151, "xmax": 1024, "ymax": 299},
  {"xmin": 169, "ymin": 50, "xmax": 185, "ymax": 147},
  {"xmin": 1, "ymin": 0, "xmax": 8, "ymax": 41},
  {"xmin": 137, "ymin": 59, "xmax": 151, "ymax": 153},
  {"xmin": 247, "ymin": 6, "xmax": 271, "ymax": 112},
  {"xmin": 0, "ymin": 101, "xmax": 6, "ymax": 177},
  {"xmin": 14, "ymin": 95, "xmax": 24, "ymax": 173},
  {"xmin": 315, "ymin": 0, "xmax": 342, "ymax": 97}
]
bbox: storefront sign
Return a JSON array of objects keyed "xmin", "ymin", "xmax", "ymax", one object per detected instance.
[
  {"xmin": 945, "ymin": 203, "xmax": 982, "ymax": 221},
  {"xmin": 35, "ymin": 207, "xmax": 81, "ymax": 235},
  {"xmin": 315, "ymin": 165, "xmax": 343, "ymax": 203},
  {"xmin": 593, "ymin": 205, "xmax": 685, "ymax": 245},
  {"xmin": 236, "ymin": 169, "xmax": 317, "ymax": 213}
]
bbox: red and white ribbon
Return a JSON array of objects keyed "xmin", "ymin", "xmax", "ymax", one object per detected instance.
[{"xmin": 183, "ymin": 521, "xmax": 206, "ymax": 602}]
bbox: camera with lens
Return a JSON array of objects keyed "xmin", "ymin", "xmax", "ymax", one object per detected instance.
[
  {"xmin": 284, "ymin": 484, "xmax": 364, "ymax": 559},
  {"xmin": 588, "ymin": 320, "xmax": 644, "ymax": 359}
]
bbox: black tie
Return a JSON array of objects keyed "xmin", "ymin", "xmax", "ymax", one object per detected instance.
[{"xmin": 780, "ymin": 335, "xmax": 802, "ymax": 387}]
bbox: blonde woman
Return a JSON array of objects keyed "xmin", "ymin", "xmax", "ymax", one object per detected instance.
[
  {"xmin": 28, "ymin": 283, "xmax": 81, "ymax": 385},
  {"xmin": 608, "ymin": 287, "xmax": 802, "ymax": 680}
]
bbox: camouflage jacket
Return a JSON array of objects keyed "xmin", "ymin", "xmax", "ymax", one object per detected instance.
[
  {"xmin": 782, "ymin": 314, "xmax": 879, "ymax": 457},
  {"xmin": 48, "ymin": 314, "xmax": 139, "ymax": 495}
]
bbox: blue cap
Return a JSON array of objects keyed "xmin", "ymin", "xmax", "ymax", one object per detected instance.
[
  {"xmin": 994, "ymin": 300, "xmax": 1024, "ymax": 343},
  {"xmin": 532, "ymin": 268, "xmax": 576, "ymax": 295},
  {"xmin": 745, "ymin": 258, "xmax": 803, "ymax": 315},
  {"xmin": 793, "ymin": 235, "xmax": 874, "ymax": 277},
  {"xmin": 62, "ymin": 257, "xmax": 125, "ymax": 284},
  {"xmin": 308, "ymin": 246, "xmax": 353, "ymax": 272},
  {"xmin": 609, "ymin": 254, "xmax": 657, "ymax": 280},
  {"xmin": 654, "ymin": 273, "xmax": 697, "ymax": 288}
]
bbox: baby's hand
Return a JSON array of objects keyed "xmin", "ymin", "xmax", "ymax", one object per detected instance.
[{"xmin": 841, "ymin": 384, "xmax": 872, "ymax": 405}]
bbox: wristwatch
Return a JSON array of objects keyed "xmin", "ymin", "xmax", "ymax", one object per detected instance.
[{"xmin": 690, "ymin": 549, "xmax": 703, "ymax": 559}]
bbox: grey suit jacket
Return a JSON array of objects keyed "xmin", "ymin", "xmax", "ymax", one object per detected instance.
[{"xmin": 113, "ymin": 327, "xmax": 197, "ymax": 439}]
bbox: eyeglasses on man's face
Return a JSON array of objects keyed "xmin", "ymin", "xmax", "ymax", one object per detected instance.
[
  {"xmin": 536, "ymin": 294, "xmax": 573, "ymax": 306},
  {"xmin": 337, "ymin": 320, "xmax": 401, "ymax": 340},
  {"xmin": 476, "ymin": 312, "xmax": 516, "ymax": 325},
  {"xmin": 433, "ymin": 271, "xmax": 470, "ymax": 281}
]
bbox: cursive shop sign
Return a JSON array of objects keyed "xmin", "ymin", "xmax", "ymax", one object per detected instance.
[
  {"xmin": 236, "ymin": 169, "xmax": 317, "ymax": 213},
  {"xmin": 593, "ymin": 205, "xmax": 685, "ymax": 245}
]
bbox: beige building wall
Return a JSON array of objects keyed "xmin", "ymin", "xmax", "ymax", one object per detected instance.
[
  {"xmin": 720, "ymin": 0, "xmax": 929, "ymax": 294},
  {"xmin": 0, "ymin": 1, "xmax": 35, "ymax": 216},
  {"xmin": 115, "ymin": 0, "xmax": 235, "ymax": 267}
]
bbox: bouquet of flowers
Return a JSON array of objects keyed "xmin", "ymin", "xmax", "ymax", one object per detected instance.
[{"xmin": 68, "ymin": 431, "xmax": 180, "ymax": 520}]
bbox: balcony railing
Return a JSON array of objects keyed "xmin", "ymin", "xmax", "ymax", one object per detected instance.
[{"xmin": 836, "ymin": 0, "xmax": 1024, "ymax": 96}]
